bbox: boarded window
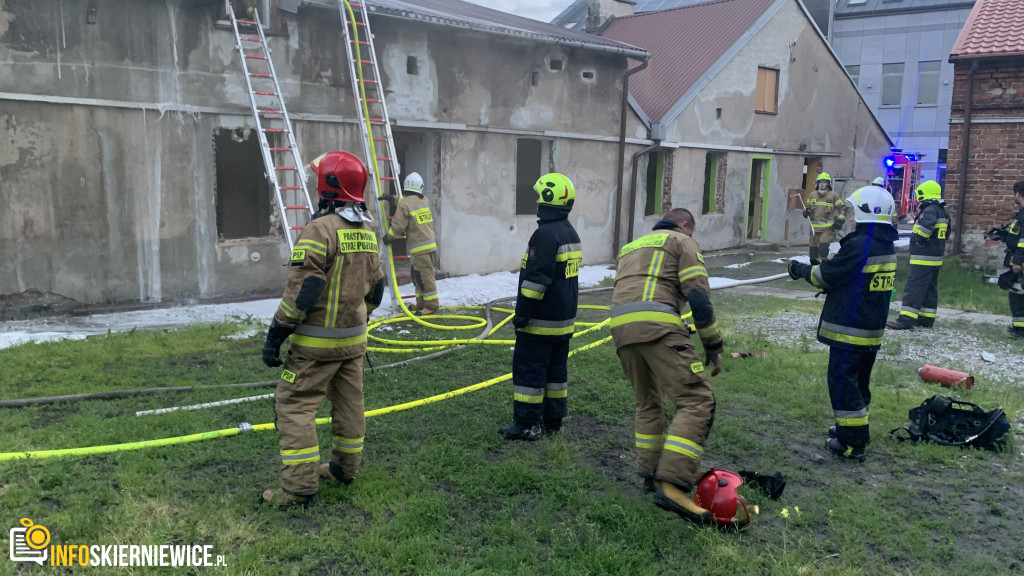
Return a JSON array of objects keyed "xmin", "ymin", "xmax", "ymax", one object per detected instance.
[
  {"xmin": 755, "ymin": 67, "xmax": 778, "ymax": 114},
  {"xmin": 916, "ymin": 61, "xmax": 940, "ymax": 106},
  {"xmin": 214, "ymin": 128, "xmax": 272, "ymax": 239},
  {"xmin": 516, "ymin": 139, "xmax": 552, "ymax": 215},
  {"xmin": 882, "ymin": 63, "xmax": 904, "ymax": 107},
  {"xmin": 645, "ymin": 151, "xmax": 664, "ymax": 216},
  {"xmin": 702, "ymin": 152, "xmax": 727, "ymax": 214}
]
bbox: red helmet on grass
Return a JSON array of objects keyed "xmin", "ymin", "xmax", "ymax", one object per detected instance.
[
  {"xmin": 310, "ymin": 151, "xmax": 367, "ymax": 202},
  {"xmin": 695, "ymin": 469, "xmax": 752, "ymax": 528}
]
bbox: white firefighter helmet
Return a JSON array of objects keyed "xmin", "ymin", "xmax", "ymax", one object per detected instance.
[
  {"xmin": 847, "ymin": 186, "xmax": 895, "ymax": 226},
  {"xmin": 403, "ymin": 172, "xmax": 424, "ymax": 194},
  {"xmin": 871, "ymin": 177, "xmax": 885, "ymax": 186}
]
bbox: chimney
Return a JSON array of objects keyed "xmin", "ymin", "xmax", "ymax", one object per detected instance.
[{"xmin": 586, "ymin": 0, "xmax": 635, "ymax": 30}]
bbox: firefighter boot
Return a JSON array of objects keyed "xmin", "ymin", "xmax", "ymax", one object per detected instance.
[
  {"xmin": 826, "ymin": 438, "xmax": 866, "ymax": 462},
  {"xmin": 415, "ymin": 309, "xmax": 436, "ymax": 317},
  {"xmin": 319, "ymin": 462, "xmax": 354, "ymax": 486},
  {"xmin": 886, "ymin": 318, "xmax": 914, "ymax": 330},
  {"xmin": 828, "ymin": 425, "xmax": 837, "ymax": 439},
  {"xmin": 261, "ymin": 488, "xmax": 316, "ymax": 509},
  {"xmin": 543, "ymin": 418, "xmax": 563, "ymax": 433},
  {"xmin": 642, "ymin": 476, "xmax": 656, "ymax": 495},
  {"xmin": 809, "ymin": 246, "xmax": 820, "ymax": 266},
  {"xmin": 654, "ymin": 480, "xmax": 713, "ymax": 525},
  {"xmin": 498, "ymin": 422, "xmax": 542, "ymax": 441}
]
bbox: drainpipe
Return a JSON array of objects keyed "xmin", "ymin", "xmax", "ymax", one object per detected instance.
[
  {"xmin": 953, "ymin": 60, "xmax": 977, "ymax": 256},
  {"xmin": 613, "ymin": 57, "xmax": 650, "ymax": 256},
  {"xmin": 627, "ymin": 144, "xmax": 662, "ymax": 244}
]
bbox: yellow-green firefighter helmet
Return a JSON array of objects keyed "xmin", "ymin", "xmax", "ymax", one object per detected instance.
[
  {"xmin": 915, "ymin": 180, "xmax": 942, "ymax": 203},
  {"xmin": 534, "ymin": 173, "xmax": 576, "ymax": 207}
]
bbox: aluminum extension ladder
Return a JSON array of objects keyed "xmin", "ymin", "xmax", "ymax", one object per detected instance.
[
  {"xmin": 336, "ymin": 0, "xmax": 414, "ymax": 295},
  {"xmin": 228, "ymin": 4, "xmax": 314, "ymax": 251}
]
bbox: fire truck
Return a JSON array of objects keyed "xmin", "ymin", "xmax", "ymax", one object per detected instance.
[{"xmin": 883, "ymin": 150, "xmax": 923, "ymax": 222}]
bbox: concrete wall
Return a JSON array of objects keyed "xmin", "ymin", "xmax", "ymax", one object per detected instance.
[
  {"xmin": 0, "ymin": 0, "xmax": 629, "ymax": 306},
  {"xmin": 833, "ymin": 6, "xmax": 974, "ymax": 182},
  {"xmin": 946, "ymin": 58, "xmax": 1024, "ymax": 265},
  {"xmin": 628, "ymin": 0, "xmax": 891, "ymax": 251}
]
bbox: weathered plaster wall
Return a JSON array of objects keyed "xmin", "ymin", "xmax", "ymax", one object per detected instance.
[
  {"xmin": 636, "ymin": 0, "xmax": 891, "ymax": 250},
  {"xmin": 0, "ymin": 0, "xmax": 629, "ymax": 305}
]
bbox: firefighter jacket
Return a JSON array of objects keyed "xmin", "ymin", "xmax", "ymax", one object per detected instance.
[
  {"xmin": 389, "ymin": 193, "xmax": 436, "ymax": 256},
  {"xmin": 515, "ymin": 204, "xmax": 581, "ymax": 341},
  {"xmin": 909, "ymin": 199, "xmax": 949, "ymax": 266},
  {"xmin": 1006, "ymin": 206, "xmax": 1024, "ymax": 268},
  {"xmin": 807, "ymin": 190, "xmax": 845, "ymax": 232},
  {"xmin": 610, "ymin": 227, "xmax": 723, "ymax": 354},
  {"xmin": 792, "ymin": 223, "xmax": 898, "ymax": 351},
  {"xmin": 273, "ymin": 213, "xmax": 384, "ymax": 361}
]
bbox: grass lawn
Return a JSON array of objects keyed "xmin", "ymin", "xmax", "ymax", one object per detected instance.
[{"xmin": 1, "ymin": 293, "xmax": 1022, "ymax": 575}]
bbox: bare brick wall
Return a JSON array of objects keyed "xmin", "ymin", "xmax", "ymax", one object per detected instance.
[{"xmin": 946, "ymin": 57, "xmax": 1024, "ymax": 262}]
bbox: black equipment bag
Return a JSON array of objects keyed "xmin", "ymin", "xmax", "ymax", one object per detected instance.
[{"xmin": 890, "ymin": 395, "xmax": 1010, "ymax": 450}]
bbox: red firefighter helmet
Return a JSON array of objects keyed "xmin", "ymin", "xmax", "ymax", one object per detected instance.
[
  {"xmin": 309, "ymin": 151, "xmax": 367, "ymax": 202},
  {"xmin": 695, "ymin": 469, "xmax": 751, "ymax": 528}
]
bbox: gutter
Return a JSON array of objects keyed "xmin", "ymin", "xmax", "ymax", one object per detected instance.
[
  {"xmin": 612, "ymin": 57, "xmax": 651, "ymax": 256},
  {"xmin": 953, "ymin": 60, "xmax": 977, "ymax": 256},
  {"xmin": 300, "ymin": 1, "xmax": 650, "ymax": 60}
]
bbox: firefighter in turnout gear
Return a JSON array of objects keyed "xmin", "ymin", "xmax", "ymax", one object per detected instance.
[
  {"xmin": 261, "ymin": 151, "xmax": 385, "ymax": 508},
  {"xmin": 788, "ymin": 186, "xmax": 898, "ymax": 462},
  {"xmin": 1004, "ymin": 181, "xmax": 1024, "ymax": 339},
  {"xmin": 611, "ymin": 208, "xmax": 724, "ymax": 525},
  {"xmin": 499, "ymin": 173, "xmax": 581, "ymax": 441},
  {"xmin": 888, "ymin": 180, "xmax": 949, "ymax": 330},
  {"xmin": 803, "ymin": 172, "xmax": 846, "ymax": 264},
  {"xmin": 384, "ymin": 172, "xmax": 439, "ymax": 316}
]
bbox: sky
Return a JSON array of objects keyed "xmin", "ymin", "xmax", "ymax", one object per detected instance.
[{"xmin": 463, "ymin": 0, "xmax": 575, "ymax": 23}]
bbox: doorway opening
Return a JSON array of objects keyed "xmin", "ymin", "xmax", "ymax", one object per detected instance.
[{"xmin": 747, "ymin": 156, "xmax": 772, "ymax": 239}]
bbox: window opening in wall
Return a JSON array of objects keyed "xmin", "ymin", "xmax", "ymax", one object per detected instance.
[
  {"xmin": 549, "ymin": 58, "xmax": 563, "ymax": 72},
  {"xmin": 214, "ymin": 128, "xmax": 272, "ymax": 239},
  {"xmin": 702, "ymin": 152, "xmax": 727, "ymax": 214},
  {"xmin": 531, "ymin": 71, "xmax": 539, "ymax": 86},
  {"xmin": 581, "ymin": 70, "xmax": 595, "ymax": 80},
  {"xmin": 881, "ymin": 63, "xmax": 904, "ymax": 106},
  {"xmin": 645, "ymin": 151, "xmax": 665, "ymax": 216},
  {"xmin": 407, "ymin": 55, "xmax": 419, "ymax": 75},
  {"xmin": 716, "ymin": 107, "xmax": 722, "ymax": 119},
  {"xmin": 937, "ymin": 148, "xmax": 948, "ymax": 192},
  {"xmin": 219, "ymin": 0, "xmax": 271, "ymax": 29},
  {"xmin": 802, "ymin": 157, "xmax": 821, "ymax": 197},
  {"xmin": 845, "ymin": 64, "xmax": 860, "ymax": 87},
  {"xmin": 755, "ymin": 67, "xmax": 778, "ymax": 114},
  {"xmin": 515, "ymin": 138, "xmax": 552, "ymax": 215},
  {"xmin": 916, "ymin": 61, "xmax": 940, "ymax": 106}
]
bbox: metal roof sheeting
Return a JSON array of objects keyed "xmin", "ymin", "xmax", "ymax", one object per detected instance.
[
  {"xmin": 950, "ymin": 0, "xmax": 1024, "ymax": 60},
  {"xmin": 836, "ymin": 0, "xmax": 975, "ymax": 19},
  {"xmin": 599, "ymin": 0, "xmax": 780, "ymax": 124}
]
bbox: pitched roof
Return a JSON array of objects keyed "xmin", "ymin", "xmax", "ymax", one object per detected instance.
[
  {"xmin": 306, "ymin": 0, "xmax": 648, "ymax": 59},
  {"xmin": 835, "ymin": 0, "xmax": 975, "ymax": 19},
  {"xmin": 599, "ymin": 0, "xmax": 783, "ymax": 125},
  {"xmin": 950, "ymin": 0, "xmax": 1024, "ymax": 60}
]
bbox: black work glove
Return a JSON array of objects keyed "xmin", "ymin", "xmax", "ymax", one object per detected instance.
[
  {"xmin": 382, "ymin": 234, "xmax": 393, "ymax": 245},
  {"xmin": 802, "ymin": 208, "xmax": 812, "ymax": 218},
  {"xmin": 832, "ymin": 219, "xmax": 845, "ymax": 232},
  {"xmin": 512, "ymin": 315, "xmax": 530, "ymax": 329},
  {"xmin": 262, "ymin": 320, "xmax": 296, "ymax": 368},
  {"xmin": 738, "ymin": 470, "xmax": 786, "ymax": 500},
  {"xmin": 707, "ymin": 350, "xmax": 723, "ymax": 377},
  {"xmin": 787, "ymin": 259, "xmax": 803, "ymax": 280},
  {"xmin": 378, "ymin": 194, "xmax": 397, "ymax": 203}
]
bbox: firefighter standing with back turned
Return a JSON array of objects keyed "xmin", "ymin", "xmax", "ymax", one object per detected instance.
[
  {"xmin": 803, "ymin": 173, "xmax": 846, "ymax": 264},
  {"xmin": 499, "ymin": 173, "xmax": 582, "ymax": 441},
  {"xmin": 788, "ymin": 185, "xmax": 898, "ymax": 462},
  {"xmin": 888, "ymin": 180, "xmax": 949, "ymax": 330},
  {"xmin": 383, "ymin": 172, "xmax": 440, "ymax": 316},
  {"xmin": 611, "ymin": 208, "xmax": 724, "ymax": 525},
  {"xmin": 260, "ymin": 151, "xmax": 385, "ymax": 508},
  {"xmin": 1001, "ymin": 181, "xmax": 1024, "ymax": 339}
]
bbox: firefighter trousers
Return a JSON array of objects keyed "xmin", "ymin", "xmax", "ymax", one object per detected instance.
[
  {"xmin": 511, "ymin": 336, "xmax": 569, "ymax": 426},
  {"xmin": 827, "ymin": 347, "xmax": 875, "ymax": 450},
  {"xmin": 899, "ymin": 263, "xmax": 941, "ymax": 327},
  {"xmin": 809, "ymin": 229, "xmax": 835, "ymax": 262},
  {"xmin": 1010, "ymin": 286, "xmax": 1024, "ymax": 333},
  {"xmin": 412, "ymin": 252, "xmax": 439, "ymax": 312},
  {"xmin": 616, "ymin": 333, "xmax": 715, "ymax": 489},
  {"xmin": 274, "ymin": 351, "xmax": 365, "ymax": 495}
]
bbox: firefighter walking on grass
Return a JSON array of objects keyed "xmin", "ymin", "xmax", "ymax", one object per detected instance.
[
  {"xmin": 260, "ymin": 151, "xmax": 385, "ymax": 508},
  {"xmin": 888, "ymin": 180, "xmax": 949, "ymax": 330},
  {"xmin": 499, "ymin": 173, "xmax": 581, "ymax": 441},
  {"xmin": 611, "ymin": 208, "xmax": 724, "ymax": 525},
  {"xmin": 804, "ymin": 173, "xmax": 846, "ymax": 264},
  {"xmin": 788, "ymin": 185, "xmax": 898, "ymax": 462},
  {"xmin": 1002, "ymin": 181, "xmax": 1024, "ymax": 339},
  {"xmin": 383, "ymin": 172, "xmax": 439, "ymax": 316}
]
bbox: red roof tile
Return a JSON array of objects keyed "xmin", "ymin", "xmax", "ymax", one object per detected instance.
[
  {"xmin": 950, "ymin": 0, "xmax": 1024, "ymax": 60},
  {"xmin": 600, "ymin": 0, "xmax": 780, "ymax": 125}
]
